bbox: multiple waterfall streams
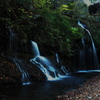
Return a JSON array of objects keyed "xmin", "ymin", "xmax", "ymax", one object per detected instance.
[
  {"xmin": 30, "ymin": 41, "xmax": 69, "ymax": 81},
  {"xmin": 1, "ymin": 22, "xmax": 100, "ymax": 100},
  {"xmin": 7, "ymin": 21, "xmax": 100, "ymax": 84},
  {"xmin": 7, "ymin": 27, "xmax": 69, "ymax": 84},
  {"xmin": 8, "ymin": 27, "xmax": 30, "ymax": 85},
  {"xmin": 78, "ymin": 21, "xmax": 100, "ymax": 72}
]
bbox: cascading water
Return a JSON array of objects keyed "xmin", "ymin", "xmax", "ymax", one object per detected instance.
[
  {"xmin": 55, "ymin": 53, "xmax": 68, "ymax": 75},
  {"xmin": 8, "ymin": 27, "xmax": 30, "ymax": 85},
  {"xmin": 79, "ymin": 38, "xmax": 86, "ymax": 70},
  {"xmin": 86, "ymin": 29, "xmax": 99, "ymax": 69},
  {"xmin": 13, "ymin": 59, "xmax": 30, "ymax": 85},
  {"xmin": 30, "ymin": 41, "xmax": 68, "ymax": 81},
  {"xmin": 61, "ymin": 66, "xmax": 69, "ymax": 75},
  {"xmin": 7, "ymin": 26, "xmax": 17, "ymax": 58},
  {"xmin": 31, "ymin": 41, "xmax": 40, "ymax": 57},
  {"xmin": 78, "ymin": 21, "xmax": 100, "ymax": 72},
  {"xmin": 55, "ymin": 53, "xmax": 60, "ymax": 64},
  {"xmin": 30, "ymin": 56, "xmax": 59, "ymax": 80}
]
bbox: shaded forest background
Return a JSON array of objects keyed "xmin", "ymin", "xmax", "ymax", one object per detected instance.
[{"xmin": 0, "ymin": 0, "xmax": 100, "ymax": 84}]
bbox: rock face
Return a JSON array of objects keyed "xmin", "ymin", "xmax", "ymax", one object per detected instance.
[
  {"xmin": 88, "ymin": 3, "xmax": 100, "ymax": 15},
  {"xmin": 0, "ymin": 57, "xmax": 21, "ymax": 85}
]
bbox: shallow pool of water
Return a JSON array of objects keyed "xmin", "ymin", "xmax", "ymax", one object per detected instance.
[{"xmin": 0, "ymin": 73, "xmax": 99, "ymax": 100}]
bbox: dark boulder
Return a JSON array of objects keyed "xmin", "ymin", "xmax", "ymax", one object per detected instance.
[{"xmin": 88, "ymin": 3, "xmax": 100, "ymax": 15}]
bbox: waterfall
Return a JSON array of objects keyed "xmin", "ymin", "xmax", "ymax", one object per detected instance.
[
  {"xmin": 61, "ymin": 66, "xmax": 69, "ymax": 75},
  {"xmin": 30, "ymin": 41, "xmax": 68, "ymax": 81},
  {"xmin": 7, "ymin": 26, "xmax": 17, "ymax": 58},
  {"xmin": 85, "ymin": 29, "xmax": 99, "ymax": 69},
  {"xmin": 55, "ymin": 53, "xmax": 69, "ymax": 75},
  {"xmin": 13, "ymin": 59, "xmax": 30, "ymax": 85},
  {"xmin": 55, "ymin": 53, "xmax": 60, "ymax": 63},
  {"xmin": 79, "ymin": 38, "xmax": 86, "ymax": 70},
  {"xmin": 78, "ymin": 21, "xmax": 99, "ymax": 70},
  {"xmin": 7, "ymin": 27, "xmax": 30, "ymax": 85},
  {"xmin": 31, "ymin": 41, "xmax": 40, "ymax": 57},
  {"xmin": 30, "ymin": 57, "xmax": 59, "ymax": 80}
]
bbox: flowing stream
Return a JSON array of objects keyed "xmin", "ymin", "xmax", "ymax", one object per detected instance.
[
  {"xmin": 1, "ymin": 73, "xmax": 100, "ymax": 100},
  {"xmin": 0, "ymin": 73, "xmax": 95, "ymax": 100}
]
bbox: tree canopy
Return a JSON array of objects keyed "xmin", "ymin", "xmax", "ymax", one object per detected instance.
[{"xmin": 0, "ymin": 0, "xmax": 100, "ymax": 58}]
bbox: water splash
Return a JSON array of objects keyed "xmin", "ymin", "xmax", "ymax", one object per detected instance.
[
  {"xmin": 30, "ymin": 56, "xmax": 59, "ymax": 80},
  {"xmin": 30, "ymin": 41, "xmax": 68, "ymax": 81}
]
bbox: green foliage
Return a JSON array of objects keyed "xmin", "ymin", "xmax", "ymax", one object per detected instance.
[
  {"xmin": 32, "ymin": 0, "xmax": 52, "ymax": 12},
  {"xmin": 93, "ymin": 29, "xmax": 100, "ymax": 50},
  {"xmin": 0, "ymin": 0, "xmax": 84, "ymax": 57},
  {"xmin": 72, "ymin": 1, "xmax": 88, "ymax": 18},
  {"xmin": 58, "ymin": 4, "xmax": 69, "ymax": 12},
  {"xmin": 29, "ymin": 9, "xmax": 83, "ymax": 56}
]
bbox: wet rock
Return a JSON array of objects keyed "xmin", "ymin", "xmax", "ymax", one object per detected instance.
[{"xmin": 0, "ymin": 56, "xmax": 46, "ymax": 86}]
